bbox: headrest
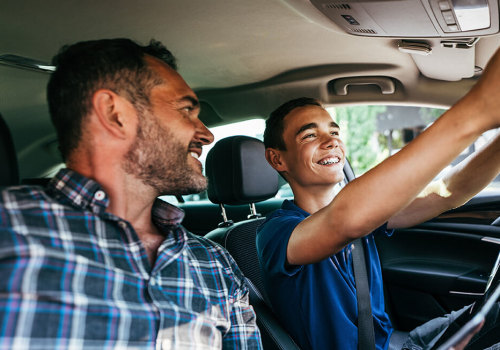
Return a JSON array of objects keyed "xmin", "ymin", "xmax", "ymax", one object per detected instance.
[
  {"xmin": 0, "ymin": 114, "xmax": 19, "ymax": 186},
  {"xmin": 206, "ymin": 136, "xmax": 279, "ymax": 205}
]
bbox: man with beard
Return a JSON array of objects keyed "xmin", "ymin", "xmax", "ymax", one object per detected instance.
[{"xmin": 0, "ymin": 39, "xmax": 262, "ymax": 349}]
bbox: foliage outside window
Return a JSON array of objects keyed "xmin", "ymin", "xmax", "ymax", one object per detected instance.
[
  {"xmin": 172, "ymin": 105, "xmax": 499, "ymax": 204},
  {"xmin": 327, "ymin": 105, "xmax": 444, "ymax": 176}
]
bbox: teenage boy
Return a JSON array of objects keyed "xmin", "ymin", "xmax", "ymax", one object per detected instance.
[{"xmin": 257, "ymin": 48, "xmax": 500, "ymax": 350}]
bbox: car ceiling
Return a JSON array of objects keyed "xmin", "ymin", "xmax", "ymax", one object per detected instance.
[{"xmin": 1, "ymin": 0, "xmax": 500, "ymax": 178}]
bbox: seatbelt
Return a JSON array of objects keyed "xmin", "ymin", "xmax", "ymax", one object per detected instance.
[{"xmin": 352, "ymin": 238, "xmax": 376, "ymax": 350}]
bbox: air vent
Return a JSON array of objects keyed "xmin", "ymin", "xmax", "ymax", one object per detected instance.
[
  {"xmin": 324, "ymin": 3, "xmax": 351, "ymax": 10},
  {"xmin": 348, "ymin": 28, "xmax": 377, "ymax": 34}
]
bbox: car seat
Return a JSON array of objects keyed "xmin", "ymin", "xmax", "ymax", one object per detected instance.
[
  {"xmin": 0, "ymin": 113, "xmax": 19, "ymax": 187},
  {"xmin": 204, "ymin": 135, "xmax": 411, "ymax": 349},
  {"xmin": 204, "ymin": 135, "xmax": 301, "ymax": 350}
]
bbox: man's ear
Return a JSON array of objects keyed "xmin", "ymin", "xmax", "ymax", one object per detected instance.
[
  {"xmin": 265, "ymin": 148, "xmax": 287, "ymax": 172},
  {"xmin": 91, "ymin": 89, "xmax": 136, "ymax": 139}
]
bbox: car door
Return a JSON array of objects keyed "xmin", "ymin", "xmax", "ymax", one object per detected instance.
[
  {"xmin": 376, "ymin": 196, "xmax": 500, "ymax": 331},
  {"xmin": 333, "ymin": 104, "xmax": 500, "ymax": 333}
]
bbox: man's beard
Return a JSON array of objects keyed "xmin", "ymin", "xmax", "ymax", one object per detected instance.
[{"xmin": 123, "ymin": 113, "xmax": 208, "ymax": 196}]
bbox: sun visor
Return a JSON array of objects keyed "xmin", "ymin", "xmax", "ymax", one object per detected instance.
[
  {"xmin": 398, "ymin": 38, "xmax": 477, "ymax": 81},
  {"xmin": 308, "ymin": 0, "xmax": 499, "ymax": 38}
]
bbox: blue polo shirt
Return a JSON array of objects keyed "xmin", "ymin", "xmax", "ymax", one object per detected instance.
[{"xmin": 256, "ymin": 200, "xmax": 393, "ymax": 350}]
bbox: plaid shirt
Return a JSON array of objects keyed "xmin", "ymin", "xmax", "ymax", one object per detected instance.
[{"xmin": 0, "ymin": 169, "xmax": 262, "ymax": 350}]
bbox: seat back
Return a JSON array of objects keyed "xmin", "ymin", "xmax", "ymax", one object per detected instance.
[
  {"xmin": 205, "ymin": 135, "xmax": 279, "ymax": 206},
  {"xmin": 0, "ymin": 114, "xmax": 19, "ymax": 187},
  {"xmin": 204, "ymin": 135, "xmax": 301, "ymax": 350}
]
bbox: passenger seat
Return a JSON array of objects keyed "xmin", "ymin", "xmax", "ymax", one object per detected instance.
[{"xmin": 204, "ymin": 135, "xmax": 301, "ymax": 350}]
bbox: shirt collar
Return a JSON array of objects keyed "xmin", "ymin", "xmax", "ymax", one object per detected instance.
[
  {"xmin": 47, "ymin": 168, "xmax": 185, "ymax": 226},
  {"xmin": 282, "ymin": 199, "xmax": 310, "ymax": 217},
  {"xmin": 48, "ymin": 168, "xmax": 109, "ymax": 214},
  {"xmin": 152, "ymin": 198, "xmax": 185, "ymax": 228}
]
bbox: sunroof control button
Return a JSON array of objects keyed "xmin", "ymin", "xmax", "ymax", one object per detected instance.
[{"xmin": 442, "ymin": 10, "xmax": 456, "ymax": 25}]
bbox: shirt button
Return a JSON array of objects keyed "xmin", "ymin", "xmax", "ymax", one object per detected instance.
[
  {"xmin": 118, "ymin": 221, "xmax": 127, "ymax": 229},
  {"xmin": 94, "ymin": 190, "xmax": 106, "ymax": 201}
]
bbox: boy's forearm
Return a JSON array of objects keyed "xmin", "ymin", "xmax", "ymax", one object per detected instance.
[
  {"xmin": 288, "ymin": 48, "xmax": 500, "ymax": 264},
  {"xmin": 387, "ymin": 131, "xmax": 500, "ymax": 229},
  {"xmin": 331, "ymin": 97, "xmax": 485, "ymax": 236},
  {"xmin": 328, "ymin": 46, "xmax": 500, "ymax": 240},
  {"xmin": 443, "ymin": 131, "xmax": 500, "ymax": 207},
  {"xmin": 292, "ymin": 103, "xmax": 485, "ymax": 263}
]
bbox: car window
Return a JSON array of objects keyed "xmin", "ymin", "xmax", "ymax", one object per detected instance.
[
  {"xmin": 167, "ymin": 105, "xmax": 500, "ymax": 205},
  {"xmin": 327, "ymin": 105, "xmax": 500, "ymax": 197},
  {"xmin": 160, "ymin": 119, "xmax": 266, "ymax": 205},
  {"xmin": 326, "ymin": 105, "xmax": 442, "ymax": 176},
  {"xmin": 43, "ymin": 105, "xmax": 500, "ymax": 206}
]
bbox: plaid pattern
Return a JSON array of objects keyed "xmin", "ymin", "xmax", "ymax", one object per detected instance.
[{"xmin": 0, "ymin": 169, "xmax": 261, "ymax": 349}]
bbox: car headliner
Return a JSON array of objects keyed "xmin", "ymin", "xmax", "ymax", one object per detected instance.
[{"xmin": 1, "ymin": 0, "xmax": 499, "ymax": 178}]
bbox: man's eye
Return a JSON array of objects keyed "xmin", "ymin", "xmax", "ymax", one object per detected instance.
[
  {"xmin": 331, "ymin": 131, "xmax": 339, "ymax": 136},
  {"xmin": 303, "ymin": 133, "xmax": 315, "ymax": 139},
  {"xmin": 179, "ymin": 106, "xmax": 194, "ymax": 116}
]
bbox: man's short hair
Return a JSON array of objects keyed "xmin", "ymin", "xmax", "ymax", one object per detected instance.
[
  {"xmin": 263, "ymin": 97, "xmax": 323, "ymax": 150},
  {"xmin": 47, "ymin": 38, "xmax": 177, "ymax": 161}
]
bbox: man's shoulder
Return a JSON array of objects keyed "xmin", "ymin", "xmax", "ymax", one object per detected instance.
[
  {"xmin": 185, "ymin": 230, "xmax": 223, "ymax": 251},
  {"xmin": 184, "ymin": 230, "xmax": 238, "ymax": 266},
  {"xmin": 183, "ymin": 230, "xmax": 247, "ymax": 287},
  {"xmin": 0, "ymin": 185, "xmax": 53, "ymax": 209},
  {"xmin": 0, "ymin": 185, "xmax": 60, "ymax": 235}
]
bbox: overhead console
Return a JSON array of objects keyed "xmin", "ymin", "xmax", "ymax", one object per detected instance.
[
  {"xmin": 307, "ymin": 0, "xmax": 499, "ymax": 81},
  {"xmin": 308, "ymin": 0, "xmax": 499, "ymax": 37}
]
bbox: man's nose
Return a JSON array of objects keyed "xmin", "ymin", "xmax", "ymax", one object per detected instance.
[{"xmin": 195, "ymin": 119, "xmax": 214, "ymax": 145}]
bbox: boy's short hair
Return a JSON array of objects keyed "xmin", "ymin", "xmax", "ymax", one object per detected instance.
[{"xmin": 264, "ymin": 97, "xmax": 323, "ymax": 150}]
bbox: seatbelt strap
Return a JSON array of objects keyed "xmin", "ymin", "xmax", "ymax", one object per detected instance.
[{"xmin": 352, "ymin": 238, "xmax": 376, "ymax": 350}]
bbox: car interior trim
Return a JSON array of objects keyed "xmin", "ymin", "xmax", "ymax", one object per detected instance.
[
  {"xmin": 481, "ymin": 237, "xmax": 500, "ymax": 245},
  {"xmin": 449, "ymin": 290, "xmax": 485, "ymax": 296}
]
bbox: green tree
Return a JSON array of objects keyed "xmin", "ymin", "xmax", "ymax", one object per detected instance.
[
  {"xmin": 419, "ymin": 107, "xmax": 443, "ymax": 125},
  {"xmin": 332, "ymin": 105, "xmax": 386, "ymax": 175}
]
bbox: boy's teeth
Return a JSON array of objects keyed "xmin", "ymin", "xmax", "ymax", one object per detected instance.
[{"xmin": 319, "ymin": 157, "xmax": 340, "ymax": 165}]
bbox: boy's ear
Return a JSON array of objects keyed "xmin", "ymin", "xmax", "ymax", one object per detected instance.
[
  {"xmin": 265, "ymin": 148, "xmax": 287, "ymax": 172},
  {"xmin": 91, "ymin": 89, "xmax": 135, "ymax": 139}
]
